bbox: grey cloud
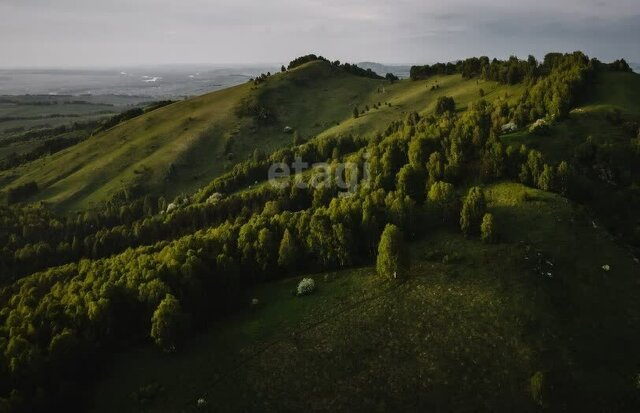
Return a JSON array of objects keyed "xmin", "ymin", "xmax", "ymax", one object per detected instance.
[{"xmin": 0, "ymin": 0, "xmax": 638, "ymax": 67}]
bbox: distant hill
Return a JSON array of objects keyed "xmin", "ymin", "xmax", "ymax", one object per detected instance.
[{"xmin": 356, "ymin": 62, "xmax": 412, "ymax": 79}]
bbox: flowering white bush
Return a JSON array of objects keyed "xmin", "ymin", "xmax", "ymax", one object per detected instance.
[
  {"xmin": 501, "ymin": 122, "xmax": 518, "ymax": 133},
  {"xmin": 529, "ymin": 118, "xmax": 550, "ymax": 135},
  {"xmin": 296, "ymin": 278, "xmax": 316, "ymax": 296},
  {"xmin": 206, "ymin": 192, "xmax": 224, "ymax": 205}
]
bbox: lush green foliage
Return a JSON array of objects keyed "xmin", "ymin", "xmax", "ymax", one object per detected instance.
[
  {"xmin": 480, "ymin": 212, "xmax": 495, "ymax": 243},
  {"xmin": 460, "ymin": 187, "xmax": 487, "ymax": 237},
  {"xmin": 376, "ymin": 224, "xmax": 408, "ymax": 279},
  {"xmin": 435, "ymin": 96, "xmax": 456, "ymax": 115},
  {"xmin": 150, "ymin": 294, "xmax": 187, "ymax": 352}
]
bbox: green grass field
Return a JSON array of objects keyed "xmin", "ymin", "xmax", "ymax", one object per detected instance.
[
  {"xmin": 0, "ymin": 61, "xmax": 525, "ymax": 212},
  {"xmin": 90, "ymin": 182, "xmax": 640, "ymax": 412}
]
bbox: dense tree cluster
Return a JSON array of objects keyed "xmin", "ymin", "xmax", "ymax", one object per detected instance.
[
  {"xmin": 0, "ymin": 122, "xmax": 97, "ymax": 150},
  {"xmin": 435, "ymin": 96, "xmax": 456, "ymax": 115},
  {"xmin": 0, "ymin": 100, "xmax": 177, "ymax": 171},
  {"xmin": 287, "ymin": 55, "xmax": 384, "ymax": 79},
  {"xmin": 511, "ymin": 52, "xmax": 595, "ymax": 122},
  {"xmin": 0, "ymin": 136, "xmax": 83, "ymax": 170},
  {"xmin": 94, "ymin": 107, "xmax": 144, "ymax": 133},
  {"xmin": 6, "ymin": 182, "xmax": 38, "ymax": 205},
  {"xmin": 410, "ymin": 53, "xmax": 627, "ymax": 97},
  {"xmin": 287, "ymin": 54, "xmax": 328, "ymax": 70},
  {"xmin": 338, "ymin": 62, "xmax": 384, "ymax": 80},
  {"xmin": 409, "ymin": 62, "xmax": 459, "ymax": 80},
  {"xmin": 606, "ymin": 59, "xmax": 632, "ymax": 72}
]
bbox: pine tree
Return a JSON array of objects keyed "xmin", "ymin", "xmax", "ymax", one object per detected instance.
[{"xmin": 376, "ymin": 224, "xmax": 409, "ymax": 280}]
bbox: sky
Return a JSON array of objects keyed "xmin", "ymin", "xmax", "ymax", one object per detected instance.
[{"xmin": 1, "ymin": 0, "xmax": 639, "ymax": 68}]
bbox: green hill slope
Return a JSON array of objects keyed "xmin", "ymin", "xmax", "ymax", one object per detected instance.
[
  {"xmin": 501, "ymin": 69, "xmax": 640, "ymax": 246},
  {"xmin": 0, "ymin": 61, "xmax": 524, "ymax": 212},
  {"xmin": 91, "ymin": 182, "xmax": 640, "ymax": 412},
  {"xmin": 581, "ymin": 70, "xmax": 640, "ymax": 115},
  {"xmin": 4, "ymin": 54, "xmax": 640, "ymax": 413}
]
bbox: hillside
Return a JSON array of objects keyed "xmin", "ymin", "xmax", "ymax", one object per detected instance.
[
  {"xmin": 502, "ymin": 68, "xmax": 640, "ymax": 247},
  {"xmin": 91, "ymin": 183, "xmax": 640, "ymax": 412},
  {"xmin": 0, "ymin": 60, "xmax": 524, "ymax": 212},
  {"xmin": 2, "ymin": 53, "xmax": 640, "ymax": 413}
]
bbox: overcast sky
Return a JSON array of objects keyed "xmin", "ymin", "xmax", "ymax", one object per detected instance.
[{"xmin": 1, "ymin": 0, "xmax": 638, "ymax": 68}]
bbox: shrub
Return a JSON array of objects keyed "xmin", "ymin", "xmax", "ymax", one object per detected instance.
[{"xmin": 297, "ymin": 278, "xmax": 316, "ymax": 296}]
